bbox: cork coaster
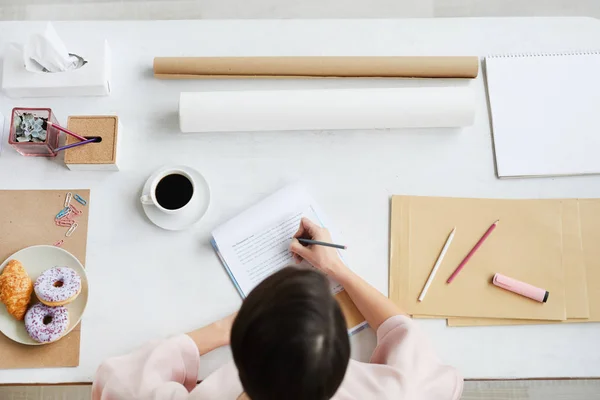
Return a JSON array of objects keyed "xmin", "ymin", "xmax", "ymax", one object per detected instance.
[{"xmin": 65, "ymin": 116, "xmax": 118, "ymax": 165}]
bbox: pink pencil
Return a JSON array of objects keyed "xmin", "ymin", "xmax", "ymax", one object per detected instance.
[
  {"xmin": 447, "ymin": 219, "xmax": 499, "ymax": 284},
  {"xmin": 45, "ymin": 121, "xmax": 88, "ymax": 141}
]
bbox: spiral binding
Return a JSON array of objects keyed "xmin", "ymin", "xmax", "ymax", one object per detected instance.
[{"xmin": 487, "ymin": 50, "xmax": 600, "ymax": 59}]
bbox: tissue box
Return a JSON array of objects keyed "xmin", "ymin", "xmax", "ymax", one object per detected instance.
[
  {"xmin": 64, "ymin": 116, "xmax": 121, "ymax": 171},
  {"xmin": 1, "ymin": 41, "xmax": 111, "ymax": 98}
]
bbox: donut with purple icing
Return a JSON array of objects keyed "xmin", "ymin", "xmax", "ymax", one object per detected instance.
[
  {"xmin": 24, "ymin": 303, "xmax": 69, "ymax": 343},
  {"xmin": 34, "ymin": 267, "xmax": 82, "ymax": 306}
]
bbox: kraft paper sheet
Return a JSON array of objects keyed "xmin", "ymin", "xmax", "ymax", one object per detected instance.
[
  {"xmin": 0, "ymin": 190, "xmax": 90, "ymax": 369},
  {"xmin": 154, "ymin": 56, "xmax": 479, "ymax": 79},
  {"xmin": 446, "ymin": 199, "xmax": 599, "ymax": 326},
  {"xmin": 389, "ymin": 196, "xmax": 566, "ymax": 321}
]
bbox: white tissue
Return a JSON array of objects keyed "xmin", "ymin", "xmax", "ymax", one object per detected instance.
[{"xmin": 23, "ymin": 23, "xmax": 84, "ymax": 73}]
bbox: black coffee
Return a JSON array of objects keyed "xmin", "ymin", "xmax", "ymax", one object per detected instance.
[{"xmin": 155, "ymin": 174, "xmax": 193, "ymax": 210}]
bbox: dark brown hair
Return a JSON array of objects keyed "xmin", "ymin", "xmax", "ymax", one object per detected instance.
[{"xmin": 231, "ymin": 267, "xmax": 350, "ymax": 400}]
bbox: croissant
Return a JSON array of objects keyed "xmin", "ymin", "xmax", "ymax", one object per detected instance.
[{"xmin": 0, "ymin": 260, "xmax": 33, "ymax": 320}]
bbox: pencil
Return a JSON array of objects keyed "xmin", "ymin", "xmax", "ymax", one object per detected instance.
[
  {"xmin": 44, "ymin": 121, "xmax": 88, "ymax": 142},
  {"xmin": 447, "ymin": 219, "xmax": 499, "ymax": 284},
  {"xmin": 297, "ymin": 238, "xmax": 347, "ymax": 250},
  {"xmin": 418, "ymin": 227, "xmax": 456, "ymax": 302}
]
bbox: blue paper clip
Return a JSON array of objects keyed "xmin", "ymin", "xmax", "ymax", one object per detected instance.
[
  {"xmin": 56, "ymin": 207, "xmax": 70, "ymax": 219},
  {"xmin": 74, "ymin": 194, "xmax": 87, "ymax": 206}
]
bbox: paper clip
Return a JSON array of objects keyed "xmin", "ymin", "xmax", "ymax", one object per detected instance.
[
  {"xmin": 56, "ymin": 207, "xmax": 71, "ymax": 219},
  {"xmin": 56, "ymin": 219, "xmax": 75, "ymax": 227},
  {"xmin": 74, "ymin": 194, "xmax": 87, "ymax": 206},
  {"xmin": 57, "ymin": 214, "xmax": 72, "ymax": 222},
  {"xmin": 54, "ymin": 240, "xmax": 64, "ymax": 247},
  {"xmin": 66, "ymin": 223, "xmax": 78, "ymax": 237},
  {"xmin": 69, "ymin": 204, "xmax": 82, "ymax": 216},
  {"xmin": 64, "ymin": 192, "xmax": 73, "ymax": 207}
]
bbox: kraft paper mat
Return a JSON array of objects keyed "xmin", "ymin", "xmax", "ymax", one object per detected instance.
[
  {"xmin": 0, "ymin": 190, "xmax": 90, "ymax": 369},
  {"xmin": 335, "ymin": 290, "xmax": 365, "ymax": 330},
  {"xmin": 389, "ymin": 196, "xmax": 567, "ymax": 321},
  {"xmin": 445, "ymin": 199, "xmax": 600, "ymax": 327},
  {"xmin": 153, "ymin": 56, "xmax": 479, "ymax": 79}
]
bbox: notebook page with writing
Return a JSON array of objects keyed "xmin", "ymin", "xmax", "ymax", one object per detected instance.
[
  {"xmin": 211, "ymin": 184, "xmax": 366, "ymax": 333},
  {"xmin": 485, "ymin": 52, "xmax": 600, "ymax": 178},
  {"xmin": 214, "ymin": 205, "xmax": 342, "ymax": 296}
]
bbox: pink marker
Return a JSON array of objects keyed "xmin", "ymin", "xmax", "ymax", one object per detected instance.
[{"xmin": 492, "ymin": 273, "xmax": 549, "ymax": 303}]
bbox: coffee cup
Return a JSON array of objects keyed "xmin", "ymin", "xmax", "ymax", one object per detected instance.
[{"xmin": 140, "ymin": 168, "xmax": 196, "ymax": 215}]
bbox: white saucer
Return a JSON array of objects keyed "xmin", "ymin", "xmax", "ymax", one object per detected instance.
[
  {"xmin": 141, "ymin": 165, "xmax": 210, "ymax": 231},
  {"xmin": 0, "ymin": 246, "xmax": 89, "ymax": 346}
]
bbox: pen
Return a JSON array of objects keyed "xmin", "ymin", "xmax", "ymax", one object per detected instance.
[
  {"xmin": 296, "ymin": 238, "xmax": 347, "ymax": 250},
  {"xmin": 54, "ymin": 138, "xmax": 100, "ymax": 152}
]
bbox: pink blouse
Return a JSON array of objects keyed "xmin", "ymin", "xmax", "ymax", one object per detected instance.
[{"xmin": 92, "ymin": 315, "xmax": 462, "ymax": 400}]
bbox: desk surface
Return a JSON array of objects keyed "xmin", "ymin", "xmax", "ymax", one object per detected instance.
[{"xmin": 2, "ymin": 17, "xmax": 600, "ymax": 384}]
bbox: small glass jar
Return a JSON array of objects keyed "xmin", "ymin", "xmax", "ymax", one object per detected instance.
[{"xmin": 8, "ymin": 108, "xmax": 60, "ymax": 157}]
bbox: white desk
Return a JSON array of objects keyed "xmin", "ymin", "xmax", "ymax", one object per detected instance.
[{"xmin": 1, "ymin": 18, "xmax": 600, "ymax": 384}]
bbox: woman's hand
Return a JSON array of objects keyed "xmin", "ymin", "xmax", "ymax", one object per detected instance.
[
  {"xmin": 291, "ymin": 218, "xmax": 404, "ymax": 331},
  {"xmin": 289, "ymin": 218, "xmax": 349, "ymax": 280}
]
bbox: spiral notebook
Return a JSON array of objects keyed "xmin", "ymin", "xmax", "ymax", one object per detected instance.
[{"xmin": 485, "ymin": 52, "xmax": 600, "ymax": 178}]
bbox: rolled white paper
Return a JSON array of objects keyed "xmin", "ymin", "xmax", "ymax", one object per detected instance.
[{"xmin": 179, "ymin": 87, "xmax": 475, "ymax": 133}]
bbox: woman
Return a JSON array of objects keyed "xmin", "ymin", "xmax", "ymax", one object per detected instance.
[{"xmin": 92, "ymin": 218, "xmax": 462, "ymax": 400}]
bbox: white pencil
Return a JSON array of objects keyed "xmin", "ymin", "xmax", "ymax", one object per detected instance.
[{"xmin": 418, "ymin": 227, "xmax": 456, "ymax": 302}]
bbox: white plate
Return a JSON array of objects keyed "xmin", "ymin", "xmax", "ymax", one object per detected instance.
[
  {"xmin": 141, "ymin": 165, "xmax": 211, "ymax": 231},
  {"xmin": 0, "ymin": 245, "xmax": 89, "ymax": 345}
]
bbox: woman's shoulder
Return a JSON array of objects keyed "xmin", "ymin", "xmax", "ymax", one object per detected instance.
[{"xmin": 334, "ymin": 316, "xmax": 463, "ymax": 400}]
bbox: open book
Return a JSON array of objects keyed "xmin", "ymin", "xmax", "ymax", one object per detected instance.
[{"xmin": 211, "ymin": 184, "xmax": 367, "ymax": 334}]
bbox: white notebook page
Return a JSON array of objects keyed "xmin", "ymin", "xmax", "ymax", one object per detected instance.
[
  {"xmin": 212, "ymin": 184, "xmax": 343, "ymax": 297},
  {"xmin": 486, "ymin": 52, "xmax": 600, "ymax": 178}
]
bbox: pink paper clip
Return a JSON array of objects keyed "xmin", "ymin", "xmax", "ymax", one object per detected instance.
[
  {"xmin": 56, "ymin": 219, "xmax": 75, "ymax": 227},
  {"xmin": 69, "ymin": 204, "xmax": 82, "ymax": 216},
  {"xmin": 56, "ymin": 212, "xmax": 72, "ymax": 222},
  {"xmin": 54, "ymin": 240, "xmax": 64, "ymax": 247}
]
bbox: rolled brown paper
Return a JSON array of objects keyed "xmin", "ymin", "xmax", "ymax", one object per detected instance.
[{"xmin": 153, "ymin": 56, "xmax": 479, "ymax": 79}]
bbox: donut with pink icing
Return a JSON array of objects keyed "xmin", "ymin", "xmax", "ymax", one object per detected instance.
[
  {"xmin": 24, "ymin": 303, "xmax": 69, "ymax": 343},
  {"xmin": 34, "ymin": 267, "xmax": 82, "ymax": 306}
]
